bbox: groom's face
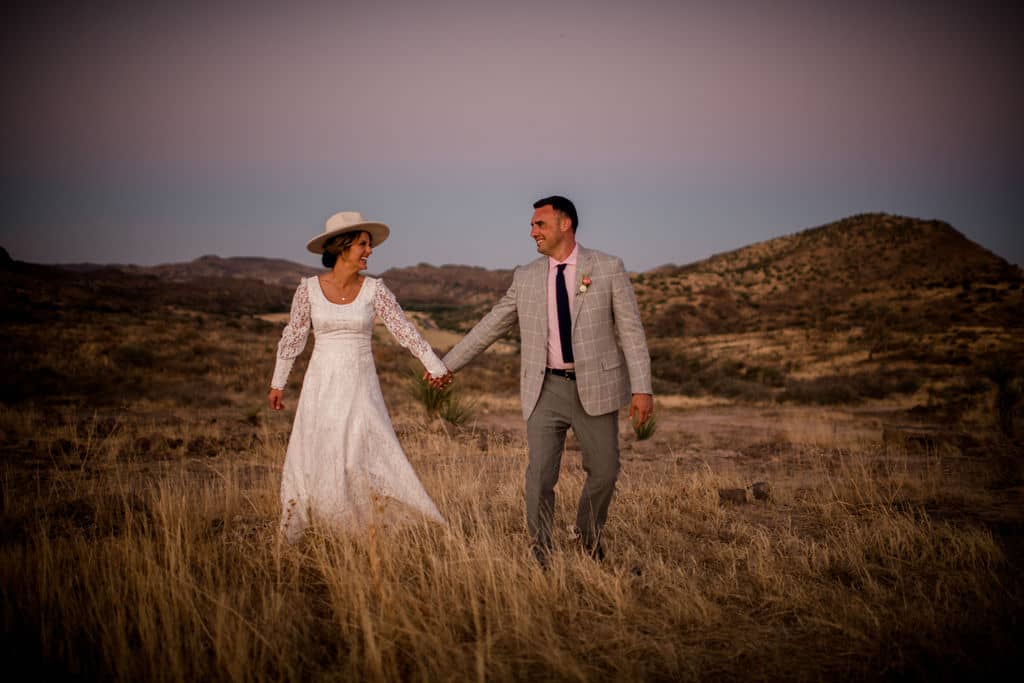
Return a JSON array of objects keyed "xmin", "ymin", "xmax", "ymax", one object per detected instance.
[{"xmin": 530, "ymin": 205, "xmax": 571, "ymax": 257}]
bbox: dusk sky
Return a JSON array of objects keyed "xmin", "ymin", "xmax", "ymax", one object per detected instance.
[{"xmin": 2, "ymin": 1, "xmax": 1022, "ymax": 274}]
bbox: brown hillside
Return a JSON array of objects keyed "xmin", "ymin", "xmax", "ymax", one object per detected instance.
[
  {"xmin": 124, "ymin": 255, "xmax": 320, "ymax": 288},
  {"xmin": 378, "ymin": 263, "xmax": 512, "ymax": 306},
  {"xmin": 636, "ymin": 213, "xmax": 1023, "ymax": 338},
  {"xmin": 377, "ymin": 263, "xmax": 514, "ymax": 332},
  {"xmin": 631, "ymin": 214, "xmax": 1023, "ymax": 415},
  {"xmin": 1, "ymin": 259, "xmax": 297, "ymax": 322}
]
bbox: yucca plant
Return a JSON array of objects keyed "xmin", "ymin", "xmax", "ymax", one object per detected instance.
[
  {"xmin": 439, "ymin": 393, "xmax": 476, "ymax": 427},
  {"xmin": 407, "ymin": 370, "xmax": 451, "ymax": 417},
  {"xmin": 407, "ymin": 370, "xmax": 475, "ymax": 425},
  {"xmin": 633, "ymin": 412, "xmax": 657, "ymax": 441}
]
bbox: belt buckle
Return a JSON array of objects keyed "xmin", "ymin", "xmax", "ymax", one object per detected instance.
[{"xmin": 548, "ymin": 367, "xmax": 575, "ymax": 380}]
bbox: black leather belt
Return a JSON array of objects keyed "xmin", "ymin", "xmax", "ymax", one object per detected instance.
[{"xmin": 546, "ymin": 368, "xmax": 576, "ymax": 380}]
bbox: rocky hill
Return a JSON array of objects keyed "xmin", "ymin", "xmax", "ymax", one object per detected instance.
[
  {"xmin": 626, "ymin": 213, "xmax": 1022, "ymax": 412},
  {"xmin": 635, "ymin": 213, "xmax": 1023, "ymax": 338}
]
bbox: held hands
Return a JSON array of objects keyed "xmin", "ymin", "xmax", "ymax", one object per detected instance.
[
  {"xmin": 629, "ymin": 393, "xmax": 654, "ymax": 427},
  {"xmin": 423, "ymin": 369, "xmax": 454, "ymax": 390},
  {"xmin": 268, "ymin": 388, "xmax": 285, "ymax": 411}
]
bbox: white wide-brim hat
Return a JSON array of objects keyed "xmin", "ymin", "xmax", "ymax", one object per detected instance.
[{"xmin": 306, "ymin": 211, "xmax": 390, "ymax": 254}]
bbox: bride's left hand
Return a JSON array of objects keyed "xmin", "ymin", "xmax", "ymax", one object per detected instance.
[{"xmin": 268, "ymin": 388, "xmax": 285, "ymax": 411}]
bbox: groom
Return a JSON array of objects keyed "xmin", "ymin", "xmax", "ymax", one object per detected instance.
[{"xmin": 440, "ymin": 195, "xmax": 653, "ymax": 565}]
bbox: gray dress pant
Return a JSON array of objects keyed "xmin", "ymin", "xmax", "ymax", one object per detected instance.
[{"xmin": 525, "ymin": 372, "xmax": 620, "ymax": 553}]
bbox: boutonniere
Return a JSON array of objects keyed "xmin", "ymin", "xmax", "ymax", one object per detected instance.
[{"xmin": 578, "ymin": 276, "xmax": 592, "ymax": 293}]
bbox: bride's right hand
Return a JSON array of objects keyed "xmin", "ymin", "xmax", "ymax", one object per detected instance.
[{"xmin": 268, "ymin": 388, "xmax": 285, "ymax": 411}]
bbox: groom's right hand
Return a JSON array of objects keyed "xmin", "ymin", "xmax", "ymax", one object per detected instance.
[{"xmin": 423, "ymin": 370, "xmax": 453, "ymax": 390}]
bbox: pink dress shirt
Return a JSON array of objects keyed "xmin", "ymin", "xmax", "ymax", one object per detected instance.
[{"xmin": 546, "ymin": 244, "xmax": 577, "ymax": 370}]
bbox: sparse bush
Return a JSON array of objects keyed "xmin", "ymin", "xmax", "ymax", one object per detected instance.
[
  {"xmin": 633, "ymin": 412, "xmax": 657, "ymax": 440},
  {"xmin": 649, "ymin": 345, "xmax": 787, "ymax": 400},
  {"xmin": 407, "ymin": 370, "xmax": 451, "ymax": 416},
  {"xmin": 706, "ymin": 376, "xmax": 774, "ymax": 401},
  {"xmin": 438, "ymin": 392, "xmax": 476, "ymax": 426},
  {"xmin": 782, "ymin": 370, "xmax": 923, "ymax": 405},
  {"xmin": 982, "ymin": 354, "xmax": 1023, "ymax": 438},
  {"xmin": 782, "ymin": 377, "xmax": 861, "ymax": 405},
  {"xmin": 407, "ymin": 370, "xmax": 476, "ymax": 425},
  {"xmin": 112, "ymin": 344, "xmax": 157, "ymax": 368}
]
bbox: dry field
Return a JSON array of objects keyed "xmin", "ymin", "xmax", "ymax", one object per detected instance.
[{"xmin": 2, "ymin": 301, "xmax": 1023, "ymax": 681}]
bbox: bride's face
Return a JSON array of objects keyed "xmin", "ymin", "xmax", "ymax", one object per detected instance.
[{"xmin": 341, "ymin": 231, "xmax": 373, "ymax": 271}]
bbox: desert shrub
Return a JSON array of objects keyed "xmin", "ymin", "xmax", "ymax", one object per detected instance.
[
  {"xmin": 633, "ymin": 412, "xmax": 657, "ymax": 441},
  {"xmin": 781, "ymin": 370, "xmax": 923, "ymax": 405},
  {"xmin": 649, "ymin": 344, "xmax": 703, "ymax": 391},
  {"xmin": 403, "ymin": 303, "xmax": 493, "ymax": 334},
  {"xmin": 981, "ymin": 354, "xmax": 1023, "ymax": 437},
  {"xmin": 851, "ymin": 369, "xmax": 922, "ymax": 399},
  {"xmin": 111, "ymin": 344, "xmax": 157, "ymax": 369},
  {"xmin": 910, "ymin": 376, "xmax": 990, "ymax": 422},
  {"xmin": 3, "ymin": 364, "xmax": 63, "ymax": 403},
  {"xmin": 744, "ymin": 364, "xmax": 786, "ymax": 387},
  {"xmin": 650, "ymin": 344, "xmax": 787, "ymax": 400},
  {"xmin": 161, "ymin": 376, "xmax": 234, "ymax": 408},
  {"xmin": 407, "ymin": 370, "xmax": 450, "ymax": 415},
  {"xmin": 706, "ymin": 376, "xmax": 775, "ymax": 401},
  {"xmin": 407, "ymin": 371, "xmax": 475, "ymax": 425},
  {"xmin": 646, "ymin": 302, "xmax": 702, "ymax": 337},
  {"xmin": 782, "ymin": 377, "xmax": 861, "ymax": 405},
  {"xmin": 438, "ymin": 393, "xmax": 476, "ymax": 426}
]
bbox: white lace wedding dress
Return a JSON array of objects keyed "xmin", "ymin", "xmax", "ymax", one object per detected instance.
[{"xmin": 270, "ymin": 276, "xmax": 447, "ymax": 541}]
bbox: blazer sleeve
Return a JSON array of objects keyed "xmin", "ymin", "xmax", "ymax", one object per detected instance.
[
  {"xmin": 609, "ymin": 258, "xmax": 653, "ymax": 395},
  {"xmin": 442, "ymin": 269, "xmax": 521, "ymax": 372}
]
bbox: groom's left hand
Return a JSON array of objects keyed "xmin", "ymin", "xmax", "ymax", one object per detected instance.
[{"xmin": 629, "ymin": 393, "xmax": 654, "ymax": 427}]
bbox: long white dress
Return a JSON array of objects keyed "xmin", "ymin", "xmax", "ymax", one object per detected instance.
[{"xmin": 270, "ymin": 275, "xmax": 447, "ymax": 541}]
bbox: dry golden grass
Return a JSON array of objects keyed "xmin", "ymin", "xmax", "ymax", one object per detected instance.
[
  {"xmin": 2, "ymin": 258, "xmax": 1022, "ymax": 680},
  {"xmin": 3, "ymin": 398, "xmax": 1021, "ymax": 681}
]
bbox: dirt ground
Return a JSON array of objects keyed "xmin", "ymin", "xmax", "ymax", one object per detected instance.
[{"xmin": 461, "ymin": 396, "xmax": 899, "ymax": 454}]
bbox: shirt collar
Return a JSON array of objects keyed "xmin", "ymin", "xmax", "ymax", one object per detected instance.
[{"xmin": 548, "ymin": 244, "xmax": 579, "ymax": 269}]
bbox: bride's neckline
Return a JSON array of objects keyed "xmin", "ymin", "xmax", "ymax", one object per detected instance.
[{"xmin": 315, "ymin": 275, "xmax": 367, "ymax": 306}]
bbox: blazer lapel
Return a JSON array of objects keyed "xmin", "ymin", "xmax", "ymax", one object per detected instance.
[
  {"xmin": 531, "ymin": 257, "xmax": 549, "ymax": 340},
  {"xmin": 572, "ymin": 246, "xmax": 591, "ymax": 327}
]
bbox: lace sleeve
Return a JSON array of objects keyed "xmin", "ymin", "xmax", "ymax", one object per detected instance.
[
  {"xmin": 373, "ymin": 280, "xmax": 447, "ymax": 377},
  {"xmin": 270, "ymin": 280, "xmax": 312, "ymax": 389}
]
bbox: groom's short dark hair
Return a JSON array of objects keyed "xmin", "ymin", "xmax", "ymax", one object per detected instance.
[{"xmin": 533, "ymin": 195, "xmax": 578, "ymax": 233}]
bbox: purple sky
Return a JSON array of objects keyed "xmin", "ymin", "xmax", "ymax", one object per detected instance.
[{"xmin": 2, "ymin": 1, "xmax": 1022, "ymax": 273}]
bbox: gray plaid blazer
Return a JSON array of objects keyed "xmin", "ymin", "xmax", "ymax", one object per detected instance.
[{"xmin": 443, "ymin": 245, "xmax": 652, "ymax": 419}]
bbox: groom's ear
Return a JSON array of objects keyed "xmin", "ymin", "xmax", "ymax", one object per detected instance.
[{"xmin": 559, "ymin": 213, "xmax": 573, "ymax": 233}]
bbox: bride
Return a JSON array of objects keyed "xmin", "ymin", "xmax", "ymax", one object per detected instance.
[{"xmin": 267, "ymin": 211, "xmax": 452, "ymax": 541}]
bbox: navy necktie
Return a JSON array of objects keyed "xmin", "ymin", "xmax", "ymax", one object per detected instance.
[{"xmin": 555, "ymin": 264, "xmax": 574, "ymax": 363}]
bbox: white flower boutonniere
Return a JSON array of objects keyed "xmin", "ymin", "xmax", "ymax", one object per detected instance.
[{"xmin": 578, "ymin": 276, "xmax": 592, "ymax": 293}]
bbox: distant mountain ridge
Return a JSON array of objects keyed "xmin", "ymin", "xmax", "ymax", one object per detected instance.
[
  {"xmin": 46, "ymin": 255, "xmax": 514, "ymax": 305},
  {"xmin": 376, "ymin": 263, "xmax": 513, "ymax": 306},
  {"xmin": 4, "ymin": 213, "xmax": 1020, "ymax": 334},
  {"xmin": 121, "ymin": 255, "xmax": 321, "ymax": 287}
]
